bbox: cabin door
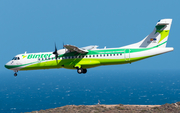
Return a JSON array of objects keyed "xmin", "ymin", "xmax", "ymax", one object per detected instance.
[{"xmin": 124, "ymin": 49, "xmax": 130, "ymax": 61}]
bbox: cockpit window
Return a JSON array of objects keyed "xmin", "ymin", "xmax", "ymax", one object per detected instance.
[{"xmin": 12, "ymin": 57, "xmax": 20, "ymax": 60}]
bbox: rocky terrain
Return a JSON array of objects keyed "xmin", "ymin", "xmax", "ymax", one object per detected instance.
[{"xmin": 27, "ymin": 102, "xmax": 180, "ymax": 113}]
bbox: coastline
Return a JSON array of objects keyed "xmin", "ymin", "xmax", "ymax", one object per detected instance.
[{"xmin": 27, "ymin": 102, "xmax": 180, "ymax": 113}]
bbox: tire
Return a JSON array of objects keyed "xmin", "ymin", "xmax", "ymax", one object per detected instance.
[
  {"xmin": 14, "ymin": 73, "xmax": 17, "ymax": 76},
  {"xmin": 77, "ymin": 68, "xmax": 83, "ymax": 74},
  {"xmin": 82, "ymin": 69, "xmax": 87, "ymax": 74}
]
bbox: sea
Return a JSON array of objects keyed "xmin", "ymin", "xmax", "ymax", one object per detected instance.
[{"xmin": 1, "ymin": 68, "xmax": 180, "ymax": 113}]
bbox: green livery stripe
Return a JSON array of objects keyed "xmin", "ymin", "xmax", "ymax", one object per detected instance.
[
  {"xmin": 6, "ymin": 41, "xmax": 167, "ymax": 70},
  {"xmin": 20, "ymin": 53, "xmax": 158, "ymax": 70},
  {"xmin": 5, "ymin": 61, "xmax": 39, "ymax": 69}
]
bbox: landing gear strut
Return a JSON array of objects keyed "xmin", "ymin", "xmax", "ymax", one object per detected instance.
[{"xmin": 77, "ymin": 68, "xmax": 87, "ymax": 74}]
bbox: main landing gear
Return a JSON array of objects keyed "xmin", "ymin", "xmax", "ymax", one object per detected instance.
[{"xmin": 77, "ymin": 67, "xmax": 87, "ymax": 74}]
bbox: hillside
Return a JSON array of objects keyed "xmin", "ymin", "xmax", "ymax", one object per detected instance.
[{"xmin": 27, "ymin": 102, "xmax": 180, "ymax": 113}]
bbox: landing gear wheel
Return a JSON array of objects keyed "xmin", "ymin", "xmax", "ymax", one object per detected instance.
[
  {"xmin": 82, "ymin": 69, "xmax": 87, "ymax": 74},
  {"xmin": 14, "ymin": 73, "xmax": 17, "ymax": 77},
  {"xmin": 76, "ymin": 67, "xmax": 87, "ymax": 74},
  {"xmin": 77, "ymin": 68, "xmax": 83, "ymax": 74}
]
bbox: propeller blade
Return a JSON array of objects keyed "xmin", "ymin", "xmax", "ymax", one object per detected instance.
[
  {"xmin": 53, "ymin": 43, "xmax": 58, "ymax": 60},
  {"xmin": 53, "ymin": 43, "xmax": 57, "ymax": 54}
]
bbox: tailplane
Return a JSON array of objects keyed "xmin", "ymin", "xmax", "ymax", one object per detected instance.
[{"xmin": 121, "ymin": 19, "xmax": 172, "ymax": 48}]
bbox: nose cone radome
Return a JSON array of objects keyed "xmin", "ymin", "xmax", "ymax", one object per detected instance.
[
  {"xmin": 5, "ymin": 65, "xmax": 10, "ymax": 69},
  {"xmin": 5, "ymin": 61, "xmax": 13, "ymax": 69}
]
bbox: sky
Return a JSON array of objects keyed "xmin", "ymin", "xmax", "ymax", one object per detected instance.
[{"xmin": 1, "ymin": 0, "xmax": 180, "ymax": 74}]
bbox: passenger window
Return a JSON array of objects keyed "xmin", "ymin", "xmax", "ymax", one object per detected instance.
[
  {"xmin": 93, "ymin": 55, "xmax": 95, "ymax": 57},
  {"xmin": 96, "ymin": 55, "xmax": 98, "ymax": 57},
  {"xmin": 107, "ymin": 54, "xmax": 109, "ymax": 56}
]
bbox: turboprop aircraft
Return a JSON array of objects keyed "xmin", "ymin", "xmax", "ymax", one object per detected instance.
[{"xmin": 5, "ymin": 19, "xmax": 174, "ymax": 76}]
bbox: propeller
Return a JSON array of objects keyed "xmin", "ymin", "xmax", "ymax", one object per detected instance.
[{"xmin": 53, "ymin": 43, "xmax": 58, "ymax": 60}]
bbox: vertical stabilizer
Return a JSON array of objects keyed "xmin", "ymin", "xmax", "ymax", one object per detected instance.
[{"xmin": 121, "ymin": 19, "xmax": 172, "ymax": 48}]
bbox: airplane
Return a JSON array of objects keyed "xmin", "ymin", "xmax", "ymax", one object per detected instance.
[{"xmin": 5, "ymin": 19, "xmax": 174, "ymax": 76}]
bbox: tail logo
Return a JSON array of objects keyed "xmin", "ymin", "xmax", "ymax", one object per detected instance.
[
  {"xmin": 150, "ymin": 38, "xmax": 157, "ymax": 41},
  {"xmin": 22, "ymin": 55, "xmax": 27, "ymax": 59}
]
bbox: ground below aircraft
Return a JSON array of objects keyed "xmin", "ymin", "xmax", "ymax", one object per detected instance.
[{"xmin": 5, "ymin": 19, "xmax": 174, "ymax": 76}]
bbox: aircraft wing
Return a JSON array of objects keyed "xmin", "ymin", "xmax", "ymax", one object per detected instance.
[{"xmin": 64, "ymin": 45, "xmax": 89, "ymax": 54}]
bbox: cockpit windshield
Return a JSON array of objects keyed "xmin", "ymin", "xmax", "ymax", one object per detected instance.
[{"xmin": 12, "ymin": 57, "xmax": 20, "ymax": 60}]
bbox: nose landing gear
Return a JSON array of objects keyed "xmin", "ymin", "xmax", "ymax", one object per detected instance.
[
  {"xmin": 13, "ymin": 70, "xmax": 18, "ymax": 77},
  {"xmin": 14, "ymin": 73, "xmax": 17, "ymax": 76}
]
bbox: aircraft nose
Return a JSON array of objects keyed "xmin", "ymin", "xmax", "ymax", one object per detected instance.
[{"xmin": 5, "ymin": 61, "xmax": 13, "ymax": 69}]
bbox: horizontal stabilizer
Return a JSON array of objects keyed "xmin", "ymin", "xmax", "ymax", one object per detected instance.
[{"xmin": 157, "ymin": 21, "xmax": 169, "ymax": 25}]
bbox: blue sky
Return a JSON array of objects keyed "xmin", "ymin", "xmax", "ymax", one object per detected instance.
[{"xmin": 1, "ymin": 0, "xmax": 180, "ymax": 73}]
